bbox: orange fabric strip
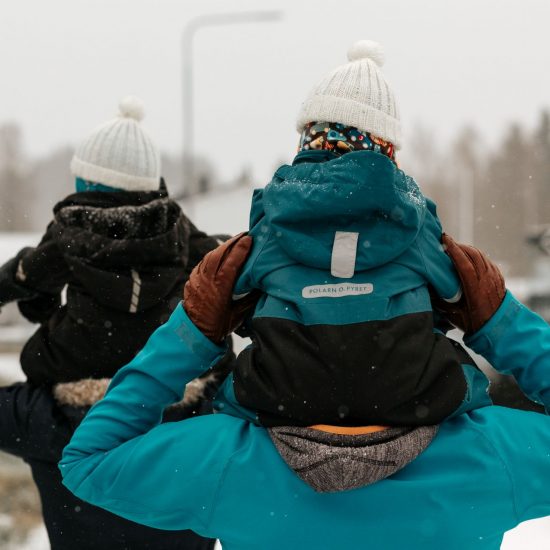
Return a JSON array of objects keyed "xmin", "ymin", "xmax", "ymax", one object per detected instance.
[{"xmin": 309, "ymin": 424, "xmax": 388, "ymax": 435}]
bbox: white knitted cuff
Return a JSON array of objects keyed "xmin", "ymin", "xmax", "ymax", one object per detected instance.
[
  {"xmin": 297, "ymin": 95, "xmax": 402, "ymax": 149},
  {"xmin": 70, "ymin": 156, "xmax": 160, "ymax": 192}
]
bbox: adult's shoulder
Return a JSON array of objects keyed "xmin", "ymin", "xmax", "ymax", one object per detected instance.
[
  {"xmin": 443, "ymin": 407, "xmax": 550, "ymax": 522},
  {"xmin": 437, "ymin": 407, "xmax": 550, "ymax": 490},
  {"xmin": 441, "ymin": 406, "xmax": 548, "ymax": 441}
]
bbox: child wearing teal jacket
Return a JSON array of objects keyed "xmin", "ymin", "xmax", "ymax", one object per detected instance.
[
  {"xmin": 60, "ymin": 291, "xmax": 550, "ymax": 550},
  {"xmin": 214, "ymin": 41, "xmax": 490, "ymax": 427},
  {"xmin": 217, "ymin": 146, "xmax": 490, "ymax": 427}
]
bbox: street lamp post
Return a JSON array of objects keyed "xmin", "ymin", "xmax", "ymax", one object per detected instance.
[{"xmin": 181, "ymin": 11, "xmax": 282, "ymax": 199}]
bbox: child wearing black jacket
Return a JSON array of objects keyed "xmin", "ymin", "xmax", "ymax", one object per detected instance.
[{"xmin": 0, "ymin": 97, "xmax": 224, "ymax": 550}]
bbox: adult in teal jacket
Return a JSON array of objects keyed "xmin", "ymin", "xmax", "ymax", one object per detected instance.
[{"xmin": 60, "ymin": 236, "xmax": 550, "ymax": 550}]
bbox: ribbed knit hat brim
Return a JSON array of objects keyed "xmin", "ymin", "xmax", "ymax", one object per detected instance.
[
  {"xmin": 296, "ymin": 95, "xmax": 402, "ymax": 149},
  {"xmin": 70, "ymin": 157, "xmax": 159, "ymax": 192}
]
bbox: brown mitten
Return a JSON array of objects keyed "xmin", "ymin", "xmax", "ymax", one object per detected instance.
[
  {"xmin": 183, "ymin": 232, "xmax": 260, "ymax": 343},
  {"xmin": 433, "ymin": 234, "xmax": 506, "ymax": 335}
]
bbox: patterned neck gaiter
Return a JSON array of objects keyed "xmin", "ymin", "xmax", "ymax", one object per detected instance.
[{"xmin": 298, "ymin": 121, "xmax": 396, "ymax": 164}]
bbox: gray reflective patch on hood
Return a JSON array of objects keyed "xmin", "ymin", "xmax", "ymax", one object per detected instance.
[
  {"xmin": 331, "ymin": 231, "xmax": 359, "ymax": 278},
  {"xmin": 264, "ymin": 152, "xmax": 426, "ymax": 271},
  {"xmin": 269, "ymin": 424, "xmax": 438, "ymax": 493},
  {"xmin": 129, "ymin": 269, "xmax": 142, "ymax": 313}
]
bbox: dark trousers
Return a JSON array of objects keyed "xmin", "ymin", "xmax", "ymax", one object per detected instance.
[{"xmin": 0, "ymin": 382, "xmax": 216, "ymax": 550}]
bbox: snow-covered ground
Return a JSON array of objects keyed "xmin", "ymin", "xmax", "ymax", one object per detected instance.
[
  {"xmin": 0, "ymin": 354, "xmax": 24, "ymax": 383},
  {"xmin": 14, "ymin": 526, "xmax": 48, "ymax": 550},
  {"xmin": 0, "ymin": 234, "xmax": 40, "ymax": 265},
  {"xmin": 502, "ymin": 520, "xmax": 550, "ymax": 549}
]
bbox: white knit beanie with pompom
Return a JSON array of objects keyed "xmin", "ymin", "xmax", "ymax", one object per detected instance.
[
  {"xmin": 296, "ymin": 40, "xmax": 402, "ymax": 149},
  {"xmin": 71, "ymin": 96, "xmax": 161, "ymax": 191}
]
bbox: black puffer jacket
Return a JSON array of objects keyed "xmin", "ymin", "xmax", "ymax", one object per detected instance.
[{"xmin": 3, "ymin": 187, "xmax": 218, "ymax": 386}]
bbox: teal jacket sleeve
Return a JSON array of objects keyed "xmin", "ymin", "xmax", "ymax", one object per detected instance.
[
  {"xmin": 59, "ymin": 303, "xmax": 228, "ymax": 532},
  {"xmin": 465, "ymin": 291, "xmax": 550, "ymax": 412},
  {"xmin": 472, "ymin": 407, "xmax": 550, "ymax": 524},
  {"xmin": 233, "ymin": 189, "xmax": 269, "ymax": 295},
  {"xmin": 466, "ymin": 294, "xmax": 550, "ymax": 523},
  {"xmin": 417, "ymin": 200, "xmax": 462, "ymax": 302}
]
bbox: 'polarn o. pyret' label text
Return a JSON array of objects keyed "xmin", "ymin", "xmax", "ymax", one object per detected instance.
[{"xmin": 302, "ymin": 283, "xmax": 374, "ymax": 298}]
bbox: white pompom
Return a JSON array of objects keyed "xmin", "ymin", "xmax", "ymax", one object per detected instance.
[
  {"xmin": 347, "ymin": 40, "xmax": 385, "ymax": 67},
  {"xmin": 118, "ymin": 96, "xmax": 145, "ymax": 121}
]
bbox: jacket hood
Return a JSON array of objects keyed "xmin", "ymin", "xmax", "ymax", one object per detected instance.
[
  {"xmin": 263, "ymin": 150, "xmax": 426, "ymax": 270},
  {"xmin": 51, "ymin": 191, "xmax": 190, "ymax": 312},
  {"xmin": 269, "ymin": 424, "xmax": 438, "ymax": 493}
]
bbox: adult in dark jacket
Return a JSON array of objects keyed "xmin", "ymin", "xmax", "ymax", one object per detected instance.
[{"xmin": 0, "ymin": 97, "xmax": 224, "ymax": 549}]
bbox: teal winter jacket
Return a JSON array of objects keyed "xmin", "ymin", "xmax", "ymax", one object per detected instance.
[
  {"xmin": 224, "ymin": 150, "xmax": 484, "ymax": 426},
  {"xmin": 60, "ymin": 291, "xmax": 550, "ymax": 550}
]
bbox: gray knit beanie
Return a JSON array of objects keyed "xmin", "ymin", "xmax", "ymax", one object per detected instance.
[
  {"xmin": 296, "ymin": 40, "xmax": 402, "ymax": 149},
  {"xmin": 71, "ymin": 96, "xmax": 161, "ymax": 192}
]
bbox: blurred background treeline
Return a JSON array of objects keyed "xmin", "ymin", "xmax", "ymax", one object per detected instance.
[{"xmin": 403, "ymin": 111, "xmax": 550, "ymax": 278}]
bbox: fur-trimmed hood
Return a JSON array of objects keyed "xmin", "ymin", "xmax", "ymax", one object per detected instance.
[
  {"xmin": 53, "ymin": 196, "xmax": 188, "ymax": 267},
  {"xmin": 55, "ymin": 198, "xmax": 181, "ymax": 239},
  {"xmin": 49, "ymin": 191, "xmax": 191, "ymax": 313},
  {"xmin": 54, "ymin": 373, "xmax": 219, "ymax": 411},
  {"xmin": 14, "ymin": 185, "xmax": 223, "ymax": 387}
]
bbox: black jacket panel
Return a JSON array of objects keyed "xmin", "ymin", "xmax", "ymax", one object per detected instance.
[
  {"xmin": 0, "ymin": 189, "xmax": 219, "ymax": 386},
  {"xmin": 234, "ymin": 314, "xmax": 471, "ymax": 427}
]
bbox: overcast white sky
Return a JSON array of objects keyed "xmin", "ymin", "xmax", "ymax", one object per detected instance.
[{"xmin": 0, "ymin": 0, "xmax": 549, "ymax": 185}]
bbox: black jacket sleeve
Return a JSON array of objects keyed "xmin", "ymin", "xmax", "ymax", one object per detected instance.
[
  {"xmin": 14, "ymin": 223, "xmax": 69, "ymax": 294},
  {"xmin": 17, "ymin": 293, "xmax": 62, "ymax": 324},
  {"xmin": 0, "ymin": 223, "xmax": 68, "ymax": 316},
  {"xmin": 0, "ymin": 255, "xmax": 37, "ymax": 306}
]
